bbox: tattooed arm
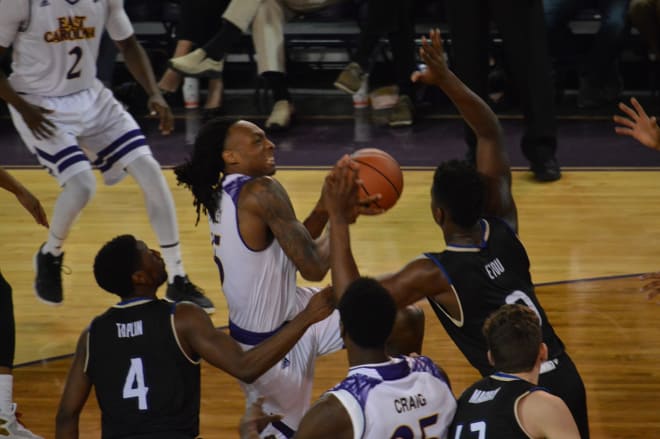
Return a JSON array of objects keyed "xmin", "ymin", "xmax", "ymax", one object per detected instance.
[{"xmin": 243, "ymin": 177, "xmax": 329, "ymax": 281}]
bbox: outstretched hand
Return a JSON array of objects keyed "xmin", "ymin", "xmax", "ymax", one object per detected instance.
[
  {"xmin": 613, "ymin": 97, "xmax": 660, "ymax": 150},
  {"xmin": 148, "ymin": 94, "xmax": 174, "ymax": 135},
  {"xmin": 323, "ymin": 156, "xmax": 383, "ymax": 222},
  {"xmin": 411, "ymin": 29, "xmax": 451, "ymax": 86},
  {"xmin": 15, "ymin": 186, "xmax": 49, "ymax": 228},
  {"xmin": 640, "ymin": 272, "xmax": 660, "ymax": 303},
  {"xmin": 304, "ymin": 286, "xmax": 336, "ymax": 323}
]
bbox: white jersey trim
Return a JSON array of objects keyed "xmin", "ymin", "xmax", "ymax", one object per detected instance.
[
  {"xmin": 513, "ymin": 391, "xmax": 535, "ymax": 439},
  {"xmin": 430, "ymin": 284, "xmax": 464, "ymax": 327},
  {"xmin": 83, "ymin": 330, "xmax": 90, "ymax": 374},
  {"xmin": 326, "ymin": 390, "xmax": 364, "ymax": 439}
]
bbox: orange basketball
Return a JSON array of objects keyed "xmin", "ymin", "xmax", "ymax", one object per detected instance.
[{"xmin": 350, "ymin": 148, "xmax": 404, "ymax": 213}]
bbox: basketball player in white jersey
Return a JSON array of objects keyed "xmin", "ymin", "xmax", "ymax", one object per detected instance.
[
  {"xmin": 0, "ymin": 0, "xmax": 214, "ymax": 311},
  {"xmin": 240, "ymin": 277, "xmax": 456, "ymax": 439},
  {"xmin": 175, "ymin": 119, "xmax": 420, "ymax": 438}
]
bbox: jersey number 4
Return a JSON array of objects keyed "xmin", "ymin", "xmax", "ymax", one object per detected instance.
[
  {"xmin": 67, "ymin": 46, "xmax": 83, "ymax": 80},
  {"xmin": 123, "ymin": 357, "xmax": 149, "ymax": 410},
  {"xmin": 453, "ymin": 421, "xmax": 486, "ymax": 439}
]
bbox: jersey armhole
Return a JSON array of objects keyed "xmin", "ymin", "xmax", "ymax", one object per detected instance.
[
  {"xmin": 170, "ymin": 309, "xmax": 201, "ymax": 365},
  {"xmin": 423, "ymin": 253, "xmax": 465, "ymax": 327},
  {"xmin": 83, "ymin": 331, "xmax": 91, "ymax": 374},
  {"xmin": 327, "ymin": 390, "xmax": 364, "ymax": 439}
]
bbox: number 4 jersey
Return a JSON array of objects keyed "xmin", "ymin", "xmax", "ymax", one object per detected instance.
[
  {"xmin": 327, "ymin": 356, "xmax": 456, "ymax": 439},
  {"xmin": 85, "ymin": 299, "xmax": 201, "ymax": 439},
  {"xmin": 0, "ymin": 0, "xmax": 134, "ymax": 97}
]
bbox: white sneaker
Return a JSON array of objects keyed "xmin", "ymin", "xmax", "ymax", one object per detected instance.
[
  {"xmin": 265, "ymin": 100, "xmax": 294, "ymax": 131},
  {"xmin": 169, "ymin": 49, "xmax": 224, "ymax": 78},
  {"xmin": 0, "ymin": 404, "xmax": 43, "ymax": 439}
]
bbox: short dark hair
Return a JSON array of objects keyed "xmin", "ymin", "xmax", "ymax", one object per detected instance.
[
  {"xmin": 432, "ymin": 160, "xmax": 484, "ymax": 228},
  {"xmin": 338, "ymin": 277, "xmax": 397, "ymax": 349},
  {"xmin": 174, "ymin": 118, "xmax": 237, "ymax": 225},
  {"xmin": 93, "ymin": 235, "xmax": 141, "ymax": 297},
  {"xmin": 483, "ymin": 304, "xmax": 542, "ymax": 373}
]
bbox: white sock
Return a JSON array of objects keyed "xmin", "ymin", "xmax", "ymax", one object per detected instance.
[
  {"xmin": 42, "ymin": 171, "xmax": 97, "ymax": 256},
  {"xmin": 126, "ymin": 155, "xmax": 186, "ymax": 282},
  {"xmin": 0, "ymin": 374, "xmax": 13, "ymax": 415}
]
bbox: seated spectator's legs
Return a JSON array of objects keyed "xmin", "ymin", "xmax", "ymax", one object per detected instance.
[
  {"xmin": 629, "ymin": 0, "xmax": 660, "ymax": 59},
  {"xmin": 160, "ymin": 0, "xmax": 229, "ymax": 112},
  {"xmin": 385, "ymin": 0, "xmax": 416, "ymax": 127}
]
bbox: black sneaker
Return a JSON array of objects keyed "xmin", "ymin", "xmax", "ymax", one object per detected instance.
[
  {"xmin": 531, "ymin": 157, "xmax": 562, "ymax": 182},
  {"xmin": 34, "ymin": 244, "xmax": 63, "ymax": 305},
  {"xmin": 165, "ymin": 275, "xmax": 215, "ymax": 314}
]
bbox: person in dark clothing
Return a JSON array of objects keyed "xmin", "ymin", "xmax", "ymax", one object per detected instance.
[
  {"xmin": 323, "ymin": 30, "xmax": 590, "ymax": 438},
  {"xmin": 55, "ymin": 234, "xmax": 333, "ymax": 439}
]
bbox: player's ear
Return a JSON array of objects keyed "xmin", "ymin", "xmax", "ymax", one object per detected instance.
[
  {"xmin": 222, "ymin": 149, "xmax": 238, "ymax": 165},
  {"xmin": 538, "ymin": 342, "xmax": 548, "ymax": 363},
  {"xmin": 431, "ymin": 205, "xmax": 444, "ymax": 226},
  {"xmin": 486, "ymin": 350, "xmax": 494, "ymax": 367}
]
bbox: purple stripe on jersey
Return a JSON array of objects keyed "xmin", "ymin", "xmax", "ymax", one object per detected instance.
[
  {"xmin": 331, "ymin": 374, "xmax": 382, "ymax": 410},
  {"xmin": 373, "ymin": 358, "xmax": 411, "ymax": 381},
  {"xmin": 223, "ymin": 175, "xmax": 252, "ymax": 206},
  {"xmin": 409, "ymin": 356, "xmax": 444, "ymax": 381},
  {"xmin": 228, "ymin": 320, "xmax": 287, "ymax": 345},
  {"xmin": 96, "ymin": 129, "xmax": 143, "ymax": 160},
  {"xmin": 98, "ymin": 138, "xmax": 147, "ymax": 172},
  {"xmin": 35, "ymin": 145, "xmax": 80, "ymax": 164},
  {"xmin": 272, "ymin": 420, "xmax": 295, "ymax": 438},
  {"xmin": 58, "ymin": 153, "xmax": 89, "ymax": 173}
]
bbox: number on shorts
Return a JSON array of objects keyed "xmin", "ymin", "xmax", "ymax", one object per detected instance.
[
  {"xmin": 67, "ymin": 46, "xmax": 83, "ymax": 79},
  {"xmin": 122, "ymin": 357, "xmax": 149, "ymax": 410}
]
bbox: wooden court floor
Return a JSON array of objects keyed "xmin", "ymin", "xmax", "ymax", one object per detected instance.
[{"xmin": 3, "ymin": 169, "xmax": 660, "ymax": 438}]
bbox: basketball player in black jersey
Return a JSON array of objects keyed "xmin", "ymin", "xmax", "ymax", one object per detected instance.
[
  {"xmin": 450, "ymin": 304, "xmax": 579, "ymax": 439},
  {"xmin": 324, "ymin": 29, "xmax": 589, "ymax": 438},
  {"xmin": 55, "ymin": 234, "xmax": 333, "ymax": 439}
]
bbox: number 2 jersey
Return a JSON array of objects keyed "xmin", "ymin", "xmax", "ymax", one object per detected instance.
[
  {"xmin": 0, "ymin": 0, "xmax": 134, "ymax": 97},
  {"xmin": 85, "ymin": 299, "xmax": 201, "ymax": 439},
  {"xmin": 327, "ymin": 356, "xmax": 456, "ymax": 439},
  {"xmin": 425, "ymin": 217, "xmax": 565, "ymax": 376}
]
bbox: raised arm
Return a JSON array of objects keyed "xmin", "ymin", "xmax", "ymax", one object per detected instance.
[
  {"xmin": 56, "ymin": 331, "xmax": 93, "ymax": 439},
  {"xmin": 325, "ymin": 167, "xmax": 458, "ymax": 316},
  {"xmin": 244, "ymin": 177, "xmax": 330, "ymax": 281},
  {"xmin": 412, "ymin": 29, "xmax": 517, "ymax": 231},
  {"xmin": 175, "ymin": 287, "xmax": 334, "ymax": 383}
]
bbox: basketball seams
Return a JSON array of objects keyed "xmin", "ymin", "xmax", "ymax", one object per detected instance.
[{"xmin": 353, "ymin": 158, "xmax": 401, "ymax": 196}]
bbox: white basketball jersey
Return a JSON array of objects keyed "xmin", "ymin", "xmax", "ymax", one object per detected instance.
[
  {"xmin": 0, "ymin": 0, "xmax": 133, "ymax": 96},
  {"xmin": 328, "ymin": 356, "xmax": 457, "ymax": 439},
  {"xmin": 209, "ymin": 174, "xmax": 300, "ymax": 332}
]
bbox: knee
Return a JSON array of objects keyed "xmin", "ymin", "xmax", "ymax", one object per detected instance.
[{"xmin": 67, "ymin": 170, "xmax": 97, "ymax": 204}]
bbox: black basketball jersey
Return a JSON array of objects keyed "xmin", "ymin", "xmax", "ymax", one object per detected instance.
[
  {"xmin": 449, "ymin": 373, "xmax": 544, "ymax": 439},
  {"xmin": 86, "ymin": 298, "xmax": 201, "ymax": 439},
  {"xmin": 426, "ymin": 217, "xmax": 564, "ymax": 376}
]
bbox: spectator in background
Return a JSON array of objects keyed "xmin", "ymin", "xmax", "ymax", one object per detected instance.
[
  {"xmin": 629, "ymin": 0, "xmax": 660, "ymax": 62},
  {"xmin": 169, "ymin": 0, "xmax": 348, "ymax": 132},
  {"xmin": 545, "ymin": 0, "xmax": 630, "ymax": 109},
  {"xmin": 334, "ymin": 0, "xmax": 417, "ymax": 127},
  {"xmin": 158, "ymin": 0, "xmax": 230, "ymax": 121},
  {"xmin": 446, "ymin": 0, "xmax": 561, "ymax": 182}
]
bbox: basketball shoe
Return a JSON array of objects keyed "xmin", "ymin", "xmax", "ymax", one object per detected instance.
[
  {"xmin": 165, "ymin": 275, "xmax": 215, "ymax": 314},
  {"xmin": 334, "ymin": 62, "xmax": 366, "ymax": 95},
  {"xmin": 0, "ymin": 404, "xmax": 43, "ymax": 439},
  {"xmin": 34, "ymin": 244, "xmax": 63, "ymax": 305}
]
